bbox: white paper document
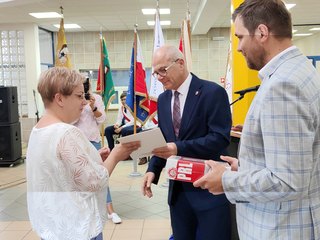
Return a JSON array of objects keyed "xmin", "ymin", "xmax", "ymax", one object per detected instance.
[{"xmin": 117, "ymin": 127, "xmax": 167, "ymax": 160}]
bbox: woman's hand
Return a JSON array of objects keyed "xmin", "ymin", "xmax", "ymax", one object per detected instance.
[
  {"xmin": 89, "ymin": 95, "xmax": 96, "ymax": 109},
  {"xmin": 109, "ymin": 141, "xmax": 141, "ymax": 162},
  {"xmin": 99, "ymin": 147, "xmax": 110, "ymax": 162},
  {"xmin": 103, "ymin": 141, "xmax": 141, "ymax": 176}
]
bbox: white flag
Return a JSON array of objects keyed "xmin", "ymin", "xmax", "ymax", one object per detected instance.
[
  {"xmin": 225, "ymin": 37, "xmax": 233, "ymax": 111},
  {"xmin": 149, "ymin": 8, "xmax": 165, "ymax": 123},
  {"xmin": 182, "ymin": 19, "xmax": 192, "ymax": 71}
]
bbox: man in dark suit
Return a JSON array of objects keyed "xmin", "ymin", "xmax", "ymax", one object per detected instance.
[{"xmin": 142, "ymin": 45, "xmax": 232, "ymax": 240}]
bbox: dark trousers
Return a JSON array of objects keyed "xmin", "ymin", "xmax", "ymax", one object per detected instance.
[
  {"xmin": 104, "ymin": 125, "xmax": 141, "ymax": 150},
  {"xmin": 170, "ymin": 191, "xmax": 231, "ymax": 240}
]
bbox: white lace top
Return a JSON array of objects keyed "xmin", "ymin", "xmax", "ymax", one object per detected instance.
[{"xmin": 26, "ymin": 123, "xmax": 109, "ymax": 240}]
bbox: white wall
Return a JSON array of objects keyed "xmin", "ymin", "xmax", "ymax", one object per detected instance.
[
  {"xmin": 294, "ymin": 31, "xmax": 320, "ymax": 72},
  {"xmin": 66, "ymin": 28, "xmax": 231, "ymax": 85}
]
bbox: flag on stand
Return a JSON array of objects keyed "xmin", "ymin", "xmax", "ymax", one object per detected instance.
[
  {"xmin": 126, "ymin": 31, "xmax": 149, "ymax": 126},
  {"xmin": 96, "ymin": 35, "xmax": 115, "ymax": 110},
  {"xmin": 55, "ymin": 18, "xmax": 72, "ymax": 68},
  {"xmin": 149, "ymin": 8, "xmax": 165, "ymax": 124},
  {"xmin": 179, "ymin": 17, "xmax": 192, "ymax": 71}
]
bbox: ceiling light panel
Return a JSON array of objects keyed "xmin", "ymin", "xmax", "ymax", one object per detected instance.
[
  {"xmin": 142, "ymin": 8, "xmax": 170, "ymax": 15},
  {"xmin": 147, "ymin": 20, "xmax": 171, "ymax": 26},
  {"xmin": 53, "ymin": 24, "xmax": 81, "ymax": 29},
  {"xmin": 294, "ymin": 33, "xmax": 313, "ymax": 36},
  {"xmin": 29, "ymin": 12, "xmax": 62, "ymax": 19}
]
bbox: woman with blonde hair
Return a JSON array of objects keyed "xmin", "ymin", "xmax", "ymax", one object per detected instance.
[{"xmin": 26, "ymin": 67, "xmax": 139, "ymax": 240}]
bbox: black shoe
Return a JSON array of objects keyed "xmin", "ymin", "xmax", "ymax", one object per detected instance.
[{"xmin": 138, "ymin": 157, "xmax": 147, "ymax": 165}]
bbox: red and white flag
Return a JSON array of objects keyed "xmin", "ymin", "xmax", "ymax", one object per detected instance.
[
  {"xmin": 126, "ymin": 31, "xmax": 149, "ymax": 125},
  {"xmin": 149, "ymin": 8, "xmax": 165, "ymax": 124}
]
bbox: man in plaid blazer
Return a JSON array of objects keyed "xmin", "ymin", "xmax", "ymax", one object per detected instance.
[{"xmin": 194, "ymin": 0, "xmax": 320, "ymax": 239}]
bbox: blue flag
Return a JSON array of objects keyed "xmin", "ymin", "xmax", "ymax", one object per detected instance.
[{"xmin": 126, "ymin": 39, "xmax": 149, "ymax": 125}]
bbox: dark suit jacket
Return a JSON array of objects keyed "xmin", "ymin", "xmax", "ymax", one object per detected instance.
[{"xmin": 147, "ymin": 73, "xmax": 232, "ymax": 210}]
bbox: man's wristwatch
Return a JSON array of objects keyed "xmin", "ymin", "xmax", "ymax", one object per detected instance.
[{"xmin": 92, "ymin": 107, "xmax": 98, "ymax": 112}]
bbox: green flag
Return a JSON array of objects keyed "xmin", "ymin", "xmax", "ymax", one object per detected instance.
[{"xmin": 97, "ymin": 36, "xmax": 115, "ymax": 110}]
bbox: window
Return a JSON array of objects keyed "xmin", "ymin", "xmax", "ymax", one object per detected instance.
[{"xmin": 0, "ymin": 30, "xmax": 27, "ymax": 116}]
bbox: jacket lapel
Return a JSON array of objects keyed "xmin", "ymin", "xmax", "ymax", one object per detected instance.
[
  {"xmin": 162, "ymin": 91, "xmax": 176, "ymax": 140},
  {"xmin": 179, "ymin": 75, "xmax": 202, "ymax": 139}
]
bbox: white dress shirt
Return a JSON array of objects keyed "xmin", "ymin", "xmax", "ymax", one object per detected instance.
[{"xmin": 171, "ymin": 73, "xmax": 192, "ymax": 120}]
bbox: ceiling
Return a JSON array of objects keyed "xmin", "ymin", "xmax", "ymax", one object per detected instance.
[{"xmin": 0, "ymin": 0, "xmax": 319, "ymax": 36}]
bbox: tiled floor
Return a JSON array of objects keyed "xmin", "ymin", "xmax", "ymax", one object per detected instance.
[{"xmin": 0, "ymin": 153, "xmax": 172, "ymax": 240}]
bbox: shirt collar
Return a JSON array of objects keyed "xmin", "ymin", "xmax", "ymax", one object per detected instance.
[
  {"xmin": 172, "ymin": 73, "xmax": 192, "ymax": 96},
  {"xmin": 259, "ymin": 46, "xmax": 297, "ymax": 81}
]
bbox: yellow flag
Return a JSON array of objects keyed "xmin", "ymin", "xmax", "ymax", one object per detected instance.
[{"xmin": 55, "ymin": 18, "xmax": 72, "ymax": 68}]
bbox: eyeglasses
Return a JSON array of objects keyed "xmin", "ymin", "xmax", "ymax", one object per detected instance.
[{"xmin": 152, "ymin": 59, "xmax": 179, "ymax": 78}]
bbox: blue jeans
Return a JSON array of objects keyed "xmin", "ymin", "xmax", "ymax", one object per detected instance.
[
  {"xmin": 106, "ymin": 186, "xmax": 112, "ymax": 203},
  {"xmin": 90, "ymin": 141, "xmax": 112, "ymax": 204},
  {"xmin": 90, "ymin": 141, "xmax": 101, "ymax": 150},
  {"xmin": 42, "ymin": 234, "xmax": 102, "ymax": 240},
  {"xmin": 91, "ymin": 232, "xmax": 103, "ymax": 240}
]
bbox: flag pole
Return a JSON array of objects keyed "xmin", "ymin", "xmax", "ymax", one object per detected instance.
[
  {"xmin": 186, "ymin": 1, "xmax": 192, "ymax": 51},
  {"xmin": 99, "ymin": 33, "xmax": 104, "ymax": 96},
  {"xmin": 129, "ymin": 24, "xmax": 142, "ymax": 178},
  {"xmin": 60, "ymin": 6, "xmax": 63, "ymax": 16},
  {"xmin": 133, "ymin": 24, "xmax": 138, "ymax": 135},
  {"xmin": 99, "ymin": 30, "xmax": 106, "ymax": 147}
]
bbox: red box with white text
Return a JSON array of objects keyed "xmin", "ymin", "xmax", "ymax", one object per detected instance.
[{"xmin": 165, "ymin": 156, "xmax": 210, "ymax": 183}]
